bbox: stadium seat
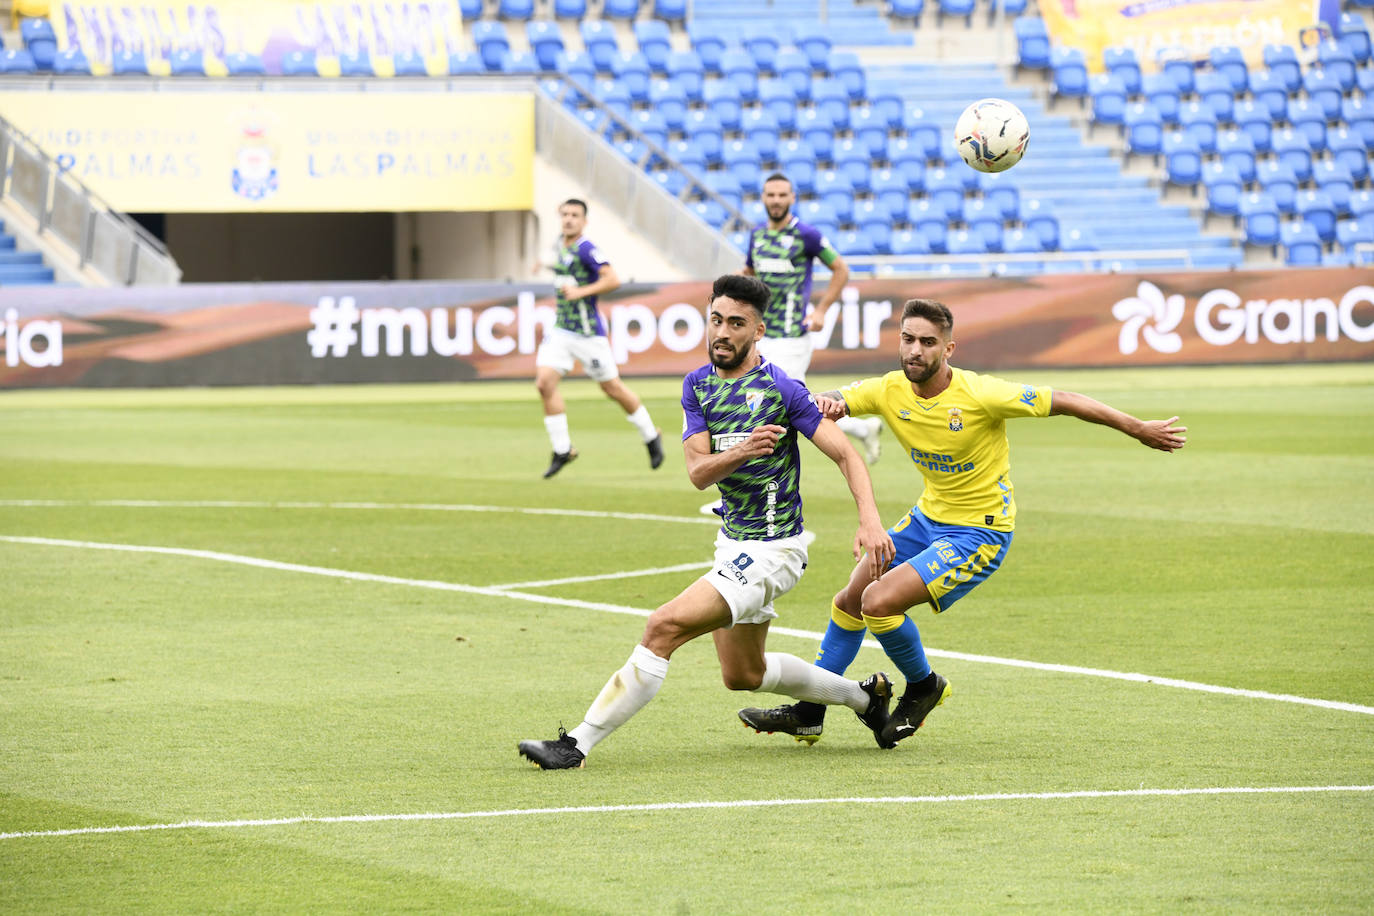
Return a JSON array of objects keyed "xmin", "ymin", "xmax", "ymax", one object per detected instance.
[
  {"xmin": 498, "ymin": 0, "xmax": 535, "ymax": 18},
  {"xmin": 1215, "ymin": 129, "xmax": 1256, "ymax": 184},
  {"xmin": 1103, "ymin": 46, "xmax": 1141, "ymax": 94},
  {"xmin": 775, "ymin": 48, "xmax": 811, "ymax": 101},
  {"xmin": 1202, "ymin": 161, "xmax": 1243, "ymax": 221},
  {"xmin": 778, "ymin": 139, "xmax": 817, "ymax": 193},
  {"xmin": 1262, "ymin": 43, "xmax": 1300, "ymax": 91},
  {"xmin": 1014, "ymin": 17, "xmax": 1050, "ymax": 70},
  {"xmin": 924, "ymin": 167, "xmax": 966, "ymax": 221},
  {"xmin": 604, "ymin": 0, "xmax": 640, "ymax": 19},
  {"xmin": 1089, "ymin": 74, "xmax": 1128, "ymax": 131},
  {"xmin": 527, "ymin": 22, "xmax": 564, "ymax": 71},
  {"xmin": 902, "ymin": 110, "xmax": 943, "ymax": 162},
  {"xmin": 812, "ymin": 78, "xmax": 851, "ymax": 129},
  {"xmin": 687, "ymin": 198, "xmax": 728, "ymax": 229},
  {"xmin": 1338, "ymin": 12, "xmax": 1371, "ymax": 63},
  {"xmin": 965, "ymin": 198, "xmax": 1005, "ymax": 252},
  {"xmin": 553, "ymin": 0, "xmax": 587, "ymax": 16},
  {"xmin": 871, "ymin": 90, "xmax": 904, "ymax": 131},
  {"xmin": 51, "ymin": 46, "xmax": 91, "ymax": 75},
  {"xmin": 758, "ymin": 79, "xmax": 798, "ymax": 130},
  {"xmin": 473, "ymin": 22, "xmax": 510, "ymax": 71},
  {"xmin": 908, "ymin": 199, "xmax": 948, "ymax": 252},
  {"xmin": 1050, "ymin": 47, "xmax": 1089, "ymax": 103},
  {"xmin": 628, "ymin": 109, "xmax": 669, "ymax": 148},
  {"xmin": 1163, "ymin": 132, "xmax": 1202, "ymax": 187},
  {"xmin": 947, "ymin": 229, "xmax": 988, "ymax": 255},
  {"xmin": 654, "ymin": 0, "xmax": 687, "ymax": 20},
  {"xmin": 168, "ymin": 48, "xmax": 206, "ymax": 76},
  {"xmin": 816, "ymin": 170, "xmax": 856, "ymax": 222},
  {"xmin": 704, "ymin": 80, "xmax": 743, "ymax": 131},
  {"xmin": 720, "ymin": 47, "xmax": 760, "ymax": 102},
  {"xmin": 1059, "ymin": 226, "xmax": 1099, "ymax": 253},
  {"xmin": 650, "ymin": 80, "xmax": 689, "ymax": 132},
  {"xmin": 835, "ymin": 228, "xmax": 876, "ymax": 257},
  {"xmin": 1336, "ymin": 217, "xmax": 1374, "ymax": 256},
  {"xmin": 982, "ymin": 176, "xmax": 1019, "ymax": 221},
  {"xmin": 1316, "ymin": 41, "xmax": 1357, "ymax": 91},
  {"xmin": 1301, "ymin": 68, "xmax": 1344, "ymax": 122},
  {"xmin": 1280, "ymin": 222, "xmax": 1323, "ymax": 266},
  {"xmin": 1158, "ymin": 50, "xmax": 1195, "ymax": 93},
  {"xmin": 576, "ymin": 107, "xmax": 612, "ymax": 142},
  {"xmin": 1141, "ymin": 72, "xmax": 1181, "ymax": 125},
  {"xmin": 224, "ymin": 51, "xmax": 265, "ymax": 75},
  {"xmin": 834, "ymin": 139, "xmax": 872, "ymax": 192},
  {"xmin": 581, "ymin": 21, "xmax": 619, "ymax": 73},
  {"xmin": 634, "ymin": 20, "xmax": 672, "ymax": 73},
  {"xmin": 281, "ymin": 50, "xmax": 317, "ymax": 76},
  {"xmin": 739, "ymin": 108, "xmax": 779, "ymax": 160},
  {"xmin": 458, "ymin": 0, "xmax": 481, "ymax": 16},
  {"xmin": 1123, "ymin": 102, "xmax": 1164, "ymax": 159},
  {"xmin": 1003, "ymin": 227, "xmax": 1043, "ymax": 255},
  {"xmin": 1193, "ymin": 71, "xmax": 1234, "ymax": 122},
  {"xmin": 722, "ymin": 138, "xmax": 762, "ymax": 188},
  {"xmin": 665, "ymin": 50, "xmax": 705, "ymax": 102},
  {"xmin": 394, "ymin": 50, "xmax": 430, "ymax": 76},
  {"xmin": 687, "ymin": 22, "xmax": 729, "ymax": 74},
  {"xmin": 1020, "ymin": 199, "xmax": 1059, "ymax": 250},
  {"xmin": 1351, "ymin": 190, "xmax": 1374, "ymax": 222},
  {"xmin": 704, "ymin": 170, "xmax": 743, "ymax": 210},
  {"xmin": 1285, "ymin": 98, "xmax": 1326, "ymax": 154},
  {"xmin": 797, "ymin": 107, "xmax": 836, "ymax": 160},
  {"xmin": 1340, "ymin": 96, "xmax": 1374, "ymax": 150},
  {"xmin": 111, "ymin": 48, "xmax": 148, "ymax": 76},
  {"xmin": 1255, "ymin": 159, "xmax": 1299, "ymax": 215},
  {"xmin": 792, "ymin": 22, "xmax": 832, "ymax": 71},
  {"xmin": 1313, "ymin": 160, "xmax": 1355, "ymax": 217},
  {"xmin": 684, "ymin": 109, "xmax": 724, "ymax": 163},
  {"xmin": 886, "ymin": 138, "xmax": 927, "ymax": 190},
  {"xmin": 938, "ymin": 0, "xmax": 976, "ymax": 28},
  {"xmin": 742, "ymin": 26, "xmax": 783, "ymax": 74},
  {"xmin": 1177, "ymin": 100, "xmax": 1218, "ymax": 153},
  {"xmin": 1326, "ymin": 127, "xmax": 1370, "ymax": 184},
  {"xmin": 828, "ymin": 51, "xmax": 866, "ymax": 101},
  {"xmin": 1239, "ymin": 191, "xmax": 1280, "ymax": 250},
  {"xmin": 1246, "ymin": 70, "xmax": 1288, "ymax": 121},
  {"xmin": 891, "ymin": 0, "xmax": 925, "ymax": 21},
  {"xmin": 1207, "ymin": 45, "xmax": 1247, "ymax": 92},
  {"xmin": 1296, "ymin": 189, "xmax": 1338, "ymax": 244},
  {"xmin": 19, "ymin": 17, "xmax": 56, "ymax": 70},
  {"xmin": 871, "ymin": 168, "xmax": 910, "ymax": 216},
  {"xmin": 853, "ymin": 198, "xmax": 892, "ymax": 234},
  {"xmin": 798, "ymin": 199, "xmax": 838, "ymax": 229},
  {"xmin": 611, "ymin": 52, "xmax": 652, "ymax": 102},
  {"xmin": 850, "ymin": 107, "xmax": 889, "ymax": 159},
  {"xmin": 616, "ymin": 137, "xmax": 650, "ymax": 167},
  {"xmin": 890, "ymin": 229, "xmax": 931, "ymax": 256},
  {"xmin": 592, "ymin": 79, "xmax": 632, "ymax": 121},
  {"xmin": 1231, "ymin": 99, "xmax": 1272, "ymax": 153},
  {"xmin": 555, "ymin": 50, "xmax": 595, "ymax": 84},
  {"xmin": 667, "ymin": 138, "xmax": 706, "ymax": 175}
]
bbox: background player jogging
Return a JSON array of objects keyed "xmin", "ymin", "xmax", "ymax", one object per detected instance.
[
  {"xmin": 534, "ymin": 198, "xmax": 663, "ymax": 479},
  {"xmin": 739, "ymin": 298, "xmax": 1188, "ymax": 748},
  {"xmin": 517, "ymin": 274, "xmax": 897, "ymax": 770}
]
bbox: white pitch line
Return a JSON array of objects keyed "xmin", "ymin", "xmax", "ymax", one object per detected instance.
[
  {"xmin": 3, "ymin": 785, "xmax": 1371, "ymax": 842},
  {"xmin": 0, "ymin": 499, "xmax": 720, "ymax": 526},
  {"xmin": 4, "ymin": 535, "xmax": 1374, "ymax": 718},
  {"xmin": 492, "ymin": 561, "xmax": 713, "ymax": 590}
]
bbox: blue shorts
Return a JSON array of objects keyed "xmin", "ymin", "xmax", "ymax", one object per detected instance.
[{"xmin": 887, "ymin": 507, "xmax": 1013, "ymax": 613}]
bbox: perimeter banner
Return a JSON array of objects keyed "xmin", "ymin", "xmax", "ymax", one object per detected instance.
[
  {"xmin": 0, "ymin": 90, "xmax": 533, "ymax": 213},
  {"xmin": 1037, "ymin": 0, "xmax": 1325, "ymax": 72},
  {"xmin": 50, "ymin": 0, "xmax": 464, "ymax": 75},
  {"xmin": 1, "ymin": 270, "xmax": 1371, "ymax": 388}
]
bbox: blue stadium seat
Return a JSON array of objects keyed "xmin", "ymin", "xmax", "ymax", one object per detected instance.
[
  {"xmin": 1301, "ymin": 67, "xmax": 1344, "ymax": 122},
  {"xmin": 226, "ymin": 51, "xmax": 266, "ymax": 75},
  {"xmin": 111, "ymin": 48, "xmax": 148, "ymax": 76},
  {"xmin": 449, "ymin": 51, "xmax": 484, "ymax": 76},
  {"xmin": 581, "ymin": 21, "xmax": 619, "ymax": 72},
  {"xmin": 1060, "ymin": 225, "xmax": 1099, "ymax": 253},
  {"xmin": 1123, "ymin": 102, "xmax": 1164, "ymax": 159},
  {"xmin": 902, "ymin": 110, "xmax": 943, "ymax": 161},
  {"xmin": 168, "ymin": 48, "xmax": 206, "ymax": 76},
  {"xmin": 1336, "ymin": 217, "xmax": 1374, "ymax": 256},
  {"xmin": 20, "ymin": 17, "xmax": 56, "ymax": 70},
  {"xmin": 281, "ymin": 50, "xmax": 317, "ymax": 76},
  {"xmin": 1231, "ymin": 99, "xmax": 1272, "ymax": 153},
  {"xmin": 1255, "ymin": 159, "xmax": 1299, "ymax": 215},
  {"xmin": 1261, "ymin": 43, "xmax": 1301, "ymax": 91},
  {"xmin": 947, "ymin": 229, "xmax": 988, "ymax": 255},
  {"xmin": 605, "ymin": 0, "xmax": 640, "ymax": 17},
  {"xmin": 982, "ymin": 176, "xmax": 1019, "ymax": 221},
  {"xmin": 797, "ymin": 107, "xmax": 836, "ymax": 160},
  {"xmin": 1286, "ymin": 98, "xmax": 1327, "ymax": 153},
  {"xmin": 655, "ymin": 0, "xmax": 687, "ymax": 20},
  {"xmin": 1313, "ymin": 159, "xmax": 1355, "ymax": 216},
  {"xmin": 891, "ymin": 0, "xmax": 925, "ymax": 21},
  {"xmin": 1158, "ymin": 50, "xmax": 1195, "ymax": 93},
  {"xmin": 871, "ymin": 168, "xmax": 910, "ymax": 216},
  {"xmin": 1327, "ymin": 127, "xmax": 1369, "ymax": 184},
  {"xmin": 1246, "ymin": 70, "xmax": 1288, "ymax": 121},
  {"xmin": 1202, "ymin": 161, "xmax": 1243, "ymax": 221},
  {"xmin": 473, "ymin": 22, "xmax": 510, "ymax": 71},
  {"xmin": 720, "ymin": 47, "xmax": 760, "ymax": 101},
  {"xmin": 907, "ymin": 199, "xmax": 948, "ymax": 252},
  {"xmin": 1141, "ymin": 72, "xmax": 1181, "ymax": 124},
  {"xmin": 812, "ymin": 78, "xmax": 851, "ymax": 129},
  {"xmin": 1001, "ymin": 227, "xmax": 1042, "ymax": 256},
  {"xmin": 52, "ymin": 47, "xmax": 91, "ymax": 75},
  {"xmin": 1351, "ymin": 190, "xmax": 1374, "ymax": 221},
  {"xmin": 616, "ymin": 137, "xmax": 650, "ymax": 166},
  {"xmin": 1207, "ymin": 45, "xmax": 1247, "ymax": 92},
  {"xmin": 498, "ymin": 0, "xmax": 535, "ymax": 18},
  {"xmin": 965, "ymin": 198, "xmax": 1005, "ymax": 252},
  {"xmin": 1163, "ymin": 132, "xmax": 1202, "ymax": 187},
  {"xmin": 553, "ymin": 0, "xmax": 587, "ymax": 16},
  {"xmin": 667, "ymin": 138, "xmax": 707, "ymax": 174},
  {"xmin": 1177, "ymin": 100, "xmax": 1218, "ymax": 153},
  {"xmin": 828, "ymin": 51, "xmax": 866, "ymax": 101},
  {"xmin": 634, "ymin": 20, "xmax": 672, "ymax": 73},
  {"xmin": 688, "ymin": 198, "xmax": 727, "ymax": 228},
  {"xmin": 722, "ymin": 138, "xmax": 762, "ymax": 189},
  {"xmin": 1020, "ymin": 199, "xmax": 1059, "ymax": 250},
  {"xmin": 592, "ymin": 78, "xmax": 632, "ymax": 120},
  {"xmin": 924, "ymin": 167, "xmax": 966, "ymax": 220},
  {"xmin": 1215, "ymin": 129, "xmax": 1256, "ymax": 184},
  {"xmin": 1338, "ymin": 12, "xmax": 1371, "ymax": 63},
  {"xmin": 853, "ymin": 198, "xmax": 892, "ymax": 234},
  {"xmin": 1297, "ymin": 189, "xmax": 1338, "ymax": 243},
  {"xmin": 743, "ymin": 25, "xmax": 784, "ymax": 74},
  {"xmin": 1280, "ymin": 222, "xmax": 1323, "ymax": 266},
  {"xmin": 611, "ymin": 52, "xmax": 651, "ymax": 102},
  {"xmin": 775, "ymin": 47, "xmax": 811, "ymax": 101},
  {"xmin": 833, "ymin": 139, "xmax": 872, "ymax": 192},
  {"xmin": 666, "ymin": 50, "xmax": 704, "ymax": 101},
  {"xmin": 739, "ymin": 108, "xmax": 779, "ymax": 160},
  {"xmin": 798, "ymin": 200, "xmax": 837, "ymax": 229},
  {"xmin": 871, "ymin": 90, "xmax": 904, "ymax": 130},
  {"xmin": 555, "ymin": 50, "xmax": 595, "ymax": 84},
  {"xmin": 758, "ymin": 79, "xmax": 798, "ymax": 130},
  {"xmin": 886, "ymin": 138, "xmax": 927, "ymax": 190},
  {"xmin": 1103, "ymin": 46, "xmax": 1141, "ymax": 94},
  {"xmin": 1316, "ymin": 40, "xmax": 1357, "ymax": 91},
  {"xmin": 684, "ymin": 109, "xmax": 724, "ymax": 163},
  {"xmin": 1090, "ymin": 74, "xmax": 1128, "ymax": 131},
  {"xmin": 816, "ymin": 169, "xmax": 856, "ymax": 222},
  {"xmin": 395, "ymin": 50, "xmax": 431, "ymax": 76},
  {"xmin": 1193, "ymin": 71, "xmax": 1234, "ymax": 122},
  {"xmin": 890, "ymin": 229, "xmax": 931, "ymax": 256},
  {"xmin": 938, "ymin": 0, "xmax": 976, "ymax": 28},
  {"xmin": 704, "ymin": 80, "xmax": 743, "ymax": 131},
  {"xmin": 1014, "ymin": 17, "xmax": 1050, "ymax": 70},
  {"xmin": 577, "ymin": 107, "xmax": 612, "ymax": 141},
  {"xmin": 850, "ymin": 107, "xmax": 889, "ymax": 158},
  {"xmin": 1340, "ymin": 96, "xmax": 1374, "ymax": 150},
  {"xmin": 740, "ymin": 200, "xmax": 766, "ymax": 225},
  {"xmin": 650, "ymin": 79, "xmax": 689, "ymax": 131},
  {"xmin": 1050, "ymin": 47, "xmax": 1088, "ymax": 102},
  {"xmin": 705, "ymin": 170, "xmax": 743, "ymax": 210},
  {"xmin": 792, "ymin": 21, "xmax": 832, "ymax": 71},
  {"xmin": 836, "ymin": 228, "xmax": 876, "ymax": 256},
  {"xmin": 628, "ymin": 109, "xmax": 669, "ymax": 148},
  {"xmin": 527, "ymin": 21, "xmax": 564, "ymax": 71},
  {"xmin": 687, "ymin": 22, "xmax": 729, "ymax": 74},
  {"xmin": 458, "ymin": 0, "xmax": 481, "ymax": 15},
  {"xmin": 1239, "ymin": 191, "xmax": 1280, "ymax": 249}
]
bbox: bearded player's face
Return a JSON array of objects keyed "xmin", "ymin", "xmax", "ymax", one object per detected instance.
[{"xmin": 707, "ymin": 297, "xmax": 764, "ymax": 371}]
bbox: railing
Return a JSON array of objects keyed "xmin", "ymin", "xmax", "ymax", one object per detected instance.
[
  {"xmin": 847, "ymin": 248, "xmax": 1202, "ymax": 275},
  {"xmin": 535, "ymin": 75, "xmax": 747, "ymax": 280},
  {"xmin": 0, "ymin": 114, "xmax": 182, "ymax": 285}
]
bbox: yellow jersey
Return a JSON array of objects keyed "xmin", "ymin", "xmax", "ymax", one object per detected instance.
[{"xmin": 841, "ymin": 367, "xmax": 1052, "ymax": 532}]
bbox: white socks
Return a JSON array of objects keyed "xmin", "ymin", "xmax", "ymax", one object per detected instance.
[
  {"xmin": 626, "ymin": 405, "xmax": 657, "ymax": 443},
  {"xmin": 543, "ymin": 413, "xmax": 572, "ymax": 454},
  {"xmin": 758, "ymin": 652, "xmax": 867, "ymax": 712},
  {"xmin": 568, "ymin": 645, "xmax": 669, "ymax": 754},
  {"xmin": 836, "ymin": 415, "xmax": 875, "ymax": 440}
]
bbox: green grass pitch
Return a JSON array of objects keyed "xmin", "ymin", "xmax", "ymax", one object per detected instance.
[{"xmin": 2, "ymin": 363, "xmax": 1372, "ymax": 913}]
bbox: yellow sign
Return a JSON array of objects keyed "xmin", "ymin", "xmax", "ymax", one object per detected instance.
[
  {"xmin": 50, "ymin": 0, "xmax": 464, "ymax": 75},
  {"xmin": 1038, "ymin": 0, "xmax": 1321, "ymax": 72},
  {"xmin": 0, "ymin": 91, "xmax": 533, "ymax": 213}
]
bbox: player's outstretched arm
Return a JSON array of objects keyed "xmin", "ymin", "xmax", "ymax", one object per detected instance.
[
  {"xmin": 682, "ymin": 425, "xmax": 787, "ymax": 490},
  {"xmin": 805, "ymin": 256, "xmax": 851, "ymax": 332},
  {"xmin": 812, "ymin": 390, "xmax": 849, "ymax": 421},
  {"xmin": 1050, "ymin": 390, "xmax": 1188, "ymax": 453},
  {"xmin": 808, "ymin": 419, "xmax": 895, "ymax": 579}
]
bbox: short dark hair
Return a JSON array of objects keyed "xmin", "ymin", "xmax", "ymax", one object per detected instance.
[
  {"xmin": 762, "ymin": 172, "xmax": 792, "ymax": 189},
  {"xmin": 901, "ymin": 298, "xmax": 954, "ymax": 336},
  {"xmin": 560, "ymin": 198, "xmax": 588, "ymax": 215},
  {"xmin": 710, "ymin": 273, "xmax": 771, "ymax": 318}
]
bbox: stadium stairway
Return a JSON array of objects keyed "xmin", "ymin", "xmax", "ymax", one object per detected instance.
[{"xmin": 0, "ymin": 218, "xmax": 56, "ymax": 286}]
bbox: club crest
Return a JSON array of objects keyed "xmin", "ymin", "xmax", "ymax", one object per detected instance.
[{"xmin": 948, "ymin": 407, "xmax": 964, "ymax": 431}]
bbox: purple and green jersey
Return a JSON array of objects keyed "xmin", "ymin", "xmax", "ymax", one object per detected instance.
[
  {"xmin": 681, "ymin": 359, "xmax": 824, "ymax": 540},
  {"xmin": 745, "ymin": 216, "xmax": 841, "ymax": 339},
  {"xmin": 553, "ymin": 236, "xmax": 610, "ymax": 336}
]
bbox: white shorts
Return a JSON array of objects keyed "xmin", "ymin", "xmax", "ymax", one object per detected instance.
[
  {"xmin": 756, "ymin": 335, "xmax": 814, "ymax": 383},
  {"xmin": 701, "ymin": 530, "xmax": 808, "ymax": 626},
  {"xmin": 535, "ymin": 327, "xmax": 619, "ymax": 382}
]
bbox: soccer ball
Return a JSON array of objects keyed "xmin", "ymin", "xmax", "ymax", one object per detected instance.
[{"xmin": 954, "ymin": 98, "xmax": 1030, "ymax": 173}]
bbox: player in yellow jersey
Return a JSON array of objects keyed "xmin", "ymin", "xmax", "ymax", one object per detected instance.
[{"xmin": 739, "ymin": 297, "xmax": 1187, "ymax": 747}]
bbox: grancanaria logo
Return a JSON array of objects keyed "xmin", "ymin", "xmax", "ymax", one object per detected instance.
[
  {"xmin": 1112, "ymin": 281, "xmax": 1184, "ymax": 355},
  {"xmin": 947, "ymin": 407, "xmax": 963, "ymax": 431}
]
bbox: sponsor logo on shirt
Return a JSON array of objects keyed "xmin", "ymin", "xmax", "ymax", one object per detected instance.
[
  {"xmin": 712, "ymin": 432, "xmax": 750, "ymax": 452},
  {"xmin": 755, "ymin": 257, "xmax": 794, "ymax": 274},
  {"xmin": 1019, "ymin": 385, "xmax": 1038, "ymax": 407}
]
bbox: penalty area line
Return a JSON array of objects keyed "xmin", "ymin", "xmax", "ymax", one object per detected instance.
[
  {"xmin": 3, "ymin": 535, "xmax": 1373, "ymax": 718},
  {"xmin": 3, "ymin": 785, "xmax": 1372, "ymax": 842}
]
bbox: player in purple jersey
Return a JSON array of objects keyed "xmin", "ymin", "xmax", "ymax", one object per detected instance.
[
  {"xmin": 517, "ymin": 274, "xmax": 898, "ymax": 770},
  {"xmin": 535, "ymin": 199, "xmax": 664, "ymax": 479}
]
